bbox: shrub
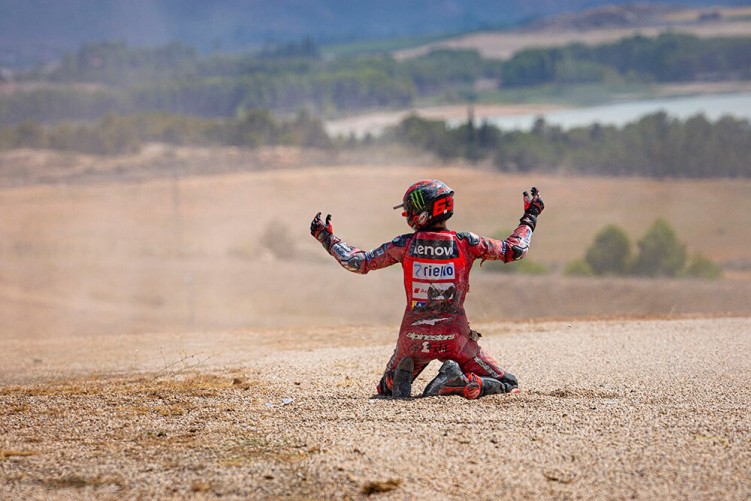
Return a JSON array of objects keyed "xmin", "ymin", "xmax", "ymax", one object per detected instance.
[
  {"xmin": 682, "ymin": 253, "xmax": 724, "ymax": 279},
  {"xmin": 631, "ymin": 219, "xmax": 687, "ymax": 277},
  {"xmin": 584, "ymin": 224, "xmax": 631, "ymax": 275},
  {"xmin": 571, "ymin": 219, "xmax": 723, "ymax": 280}
]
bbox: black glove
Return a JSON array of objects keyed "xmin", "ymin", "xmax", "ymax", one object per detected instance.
[
  {"xmin": 520, "ymin": 187, "xmax": 544, "ymax": 230},
  {"xmin": 310, "ymin": 212, "xmax": 334, "ymax": 243}
]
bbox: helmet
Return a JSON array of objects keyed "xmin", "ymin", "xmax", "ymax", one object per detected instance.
[{"xmin": 393, "ymin": 179, "xmax": 454, "ymax": 230}]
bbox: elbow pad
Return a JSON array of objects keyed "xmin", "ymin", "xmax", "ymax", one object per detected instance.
[
  {"xmin": 511, "ymin": 244, "xmax": 528, "ymax": 260},
  {"xmin": 505, "ymin": 225, "xmax": 532, "ymax": 262},
  {"xmin": 331, "ymin": 242, "xmax": 367, "ymax": 273}
]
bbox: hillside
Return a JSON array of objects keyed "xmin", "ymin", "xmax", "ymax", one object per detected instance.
[
  {"xmin": 0, "ymin": 1, "xmax": 742, "ymax": 68},
  {"xmin": 395, "ymin": 5, "xmax": 751, "ymax": 60}
]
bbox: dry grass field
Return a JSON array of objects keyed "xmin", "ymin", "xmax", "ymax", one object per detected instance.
[
  {"xmin": 1, "ymin": 148, "xmax": 750, "ymax": 340},
  {"xmin": 1, "ymin": 147, "xmax": 750, "ymax": 499}
]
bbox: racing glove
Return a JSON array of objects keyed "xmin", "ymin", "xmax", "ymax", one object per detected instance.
[
  {"xmin": 310, "ymin": 212, "xmax": 334, "ymax": 245},
  {"xmin": 519, "ymin": 187, "xmax": 544, "ymax": 231}
]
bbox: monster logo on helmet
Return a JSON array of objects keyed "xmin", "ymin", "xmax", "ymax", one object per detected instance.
[{"xmin": 393, "ymin": 180, "xmax": 455, "ymax": 230}]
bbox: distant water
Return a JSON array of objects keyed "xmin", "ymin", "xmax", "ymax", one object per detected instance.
[{"xmin": 481, "ymin": 92, "xmax": 751, "ymax": 131}]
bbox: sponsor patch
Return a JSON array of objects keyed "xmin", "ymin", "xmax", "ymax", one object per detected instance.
[
  {"xmin": 391, "ymin": 234, "xmax": 409, "ymax": 247},
  {"xmin": 413, "ymin": 282, "xmax": 456, "ymax": 301},
  {"xmin": 411, "ymin": 317, "xmax": 450, "ymax": 326},
  {"xmin": 412, "ymin": 262, "xmax": 455, "ymax": 280},
  {"xmin": 411, "ymin": 300, "xmax": 427, "ymax": 310},
  {"xmin": 406, "ymin": 332, "xmax": 456, "ymax": 341},
  {"xmin": 411, "ymin": 281, "xmax": 430, "ymax": 300},
  {"xmin": 410, "ymin": 238, "xmax": 458, "ymax": 259}
]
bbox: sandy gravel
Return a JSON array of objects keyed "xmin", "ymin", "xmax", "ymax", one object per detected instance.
[{"xmin": 1, "ymin": 317, "xmax": 749, "ymax": 500}]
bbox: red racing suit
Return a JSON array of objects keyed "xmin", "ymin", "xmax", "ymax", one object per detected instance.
[{"xmin": 318, "ymin": 223, "xmax": 533, "ymax": 393}]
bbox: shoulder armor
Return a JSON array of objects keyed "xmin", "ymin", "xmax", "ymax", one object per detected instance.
[
  {"xmin": 391, "ymin": 234, "xmax": 411, "ymax": 247},
  {"xmin": 456, "ymin": 231, "xmax": 480, "ymax": 246}
]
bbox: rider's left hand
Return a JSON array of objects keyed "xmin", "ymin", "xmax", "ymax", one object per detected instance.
[
  {"xmin": 523, "ymin": 187, "xmax": 544, "ymax": 216},
  {"xmin": 520, "ymin": 187, "xmax": 544, "ymax": 230},
  {"xmin": 310, "ymin": 212, "xmax": 333, "ymax": 242}
]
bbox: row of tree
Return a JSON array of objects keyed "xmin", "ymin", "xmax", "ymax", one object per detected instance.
[
  {"xmin": 46, "ymin": 40, "xmax": 492, "ymax": 95},
  {"xmin": 1, "ymin": 108, "xmax": 749, "ymax": 179},
  {"xmin": 387, "ymin": 111, "xmax": 751, "ymax": 178},
  {"xmin": 0, "ymin": 110, "xmax": 331, "ymax": 155},
  {"xmin": 501, "ymin": 33, "xmax": 751, "ymax": 86},
  {"xmin": 3, "ymin": 33, "xmax": 750, "ymax": 126},
  {"xmin": 0, "ymin": 71, "xmax": 416, "ymax": 124},
  {"xmin": 2, "ymin": 43, "xmax": 495, "ymax": 125}
]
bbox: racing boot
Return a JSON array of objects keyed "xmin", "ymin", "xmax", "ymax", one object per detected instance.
[
  {"xmin": 422, "ymin": 360, "xmax": 479, "ymax": 399},
  {"xmin": 376, "ymin": 372, "xmax": 394, "ymax": 396},
  {"xmin": 478, "ymin": 375, "xmax": 519, "ymax": 396},
  {"xmin": 392, "ymin": 357, "xmax": 414, "ymax": 398},
  {"xmin": 423, "ymin": 360, "xmax": 518, "ymax": 399},
  {"xmin": 500, "ymin": 372, "xmax": 519, "ymax": 393}
]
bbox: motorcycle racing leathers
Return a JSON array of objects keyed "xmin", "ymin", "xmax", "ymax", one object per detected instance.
[{"xmin": 314, "ymin": 221, "xmax": 533, "ymax": 396}]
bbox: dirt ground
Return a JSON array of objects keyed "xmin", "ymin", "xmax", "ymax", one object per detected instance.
[{"xmin": 1, "ymin": 317, "xmax": 749, "ymax": 500}]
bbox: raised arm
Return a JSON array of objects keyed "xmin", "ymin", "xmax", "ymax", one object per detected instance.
[
  {"xmin": 465, "ymin": 186, "xmax": 545, "ymax": 263},
  {"xmin": 310, "ymin": 212, "xmax": 405, "ymax": 274}
]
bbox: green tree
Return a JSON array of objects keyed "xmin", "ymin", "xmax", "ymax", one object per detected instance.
[
  {"xmin": 682, "ymin": 253, "xmax": 723, "ymax": 279},
  {"xmin": 585, "ymin": 224, "xmax": 632, "ymax": 275},
  {"xmin": 501, "ymin": 48, "xmax": 560, "ymax": 87},
  {"xmin": 631, "ymin": 219, "xmax": 687, "ymax": 277}
]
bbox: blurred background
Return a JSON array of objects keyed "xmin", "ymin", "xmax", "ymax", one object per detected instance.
[{"xmin": 1, "ymin": 0, "xmax": 750, "ymax": 347}]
